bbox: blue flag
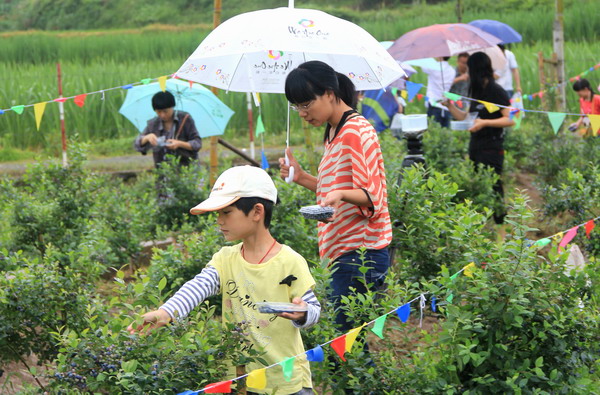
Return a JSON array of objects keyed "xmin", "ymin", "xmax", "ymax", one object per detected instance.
[
  {"xmin": 261, "ymin": 150, "xmax": 269, "ymax": 170},
  {"xmin": 405, "ymin": 81, "xmax": 423, "ymax": 102}
]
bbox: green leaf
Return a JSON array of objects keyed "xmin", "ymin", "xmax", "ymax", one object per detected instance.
[{"xmin": 158, "ymin": 277, "xmax": 167, "ymax": 292}]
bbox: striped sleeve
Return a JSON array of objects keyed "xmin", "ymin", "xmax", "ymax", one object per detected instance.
[
  {"xmin": 160, "ymin": 266, "xmax": 220, "ymax": 320},
  {"xmin": 292, "ymin": 289, "xmax": 321, "ymax": 329}
]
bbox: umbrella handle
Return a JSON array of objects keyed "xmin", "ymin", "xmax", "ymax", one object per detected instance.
[{"xmin": 285, "ymin": 154, "xmax": 295, "ymax": 184}]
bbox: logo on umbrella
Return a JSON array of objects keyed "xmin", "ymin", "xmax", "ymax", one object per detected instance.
[
  {"xmin": 298, "ymin": 19, "xmax": 314, "ymax": 28},
  {"xmin": 268, "ymin": 50, "xmax": 284, "ymax": 60}
]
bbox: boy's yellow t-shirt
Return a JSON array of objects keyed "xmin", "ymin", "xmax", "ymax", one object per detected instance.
[{"xmin": 209, "ymin": 243, "xmax": 315, "ymax": 394}]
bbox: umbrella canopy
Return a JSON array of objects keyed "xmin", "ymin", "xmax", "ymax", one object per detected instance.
[
  {"xmin": 119, "ymin": 79, "xmax": 234, "ymax": 138},
  {"xmin": 468, "ymin": 19, "xmax": 522, "ymax": 44},
  {"xmin": 175, "ymin": 7, "xmax": 405, "ymax": 93},
  {"xmin": 388, "ymin": 23, "xmax": 502, "ymax": 62}
]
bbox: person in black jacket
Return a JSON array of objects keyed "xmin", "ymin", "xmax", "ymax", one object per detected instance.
[
  {"xmin": 443, "ymin": 52, "xmax": 515, "ymax": 225},
  {"xmin": 134, "ymin": 91, "xmax": 202, "ymax": 167}
]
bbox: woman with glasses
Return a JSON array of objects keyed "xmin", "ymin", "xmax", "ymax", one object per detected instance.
[{"xmin": 279, "ymin": 61, "xmax": 392, "ymax": 362}]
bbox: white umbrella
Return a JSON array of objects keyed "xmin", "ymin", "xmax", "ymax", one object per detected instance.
[{"xmin": 175, "ymin": 6, "xmax": 405, "ymax": 93}]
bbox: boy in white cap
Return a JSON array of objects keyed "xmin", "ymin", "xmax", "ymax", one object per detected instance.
[{"xmin": 128, "ymin": 166, "xmax": 319, "ymax": 395}]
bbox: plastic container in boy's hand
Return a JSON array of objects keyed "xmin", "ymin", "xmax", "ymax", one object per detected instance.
[
  {"xmin": 255, "ymin": 302, "xmax": 308, "ymax": 314},
  {"xmin": 299, "ymin": 205, "xmax": 334, "ymax": 220}
]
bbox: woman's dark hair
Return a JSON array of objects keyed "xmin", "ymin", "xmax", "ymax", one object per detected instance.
[
  {"xmin": 232, "ymin": 197, "xmax": 275, "ymax": 228},
  {"xmin": 467, "ymin": 52, "xmax": 494, "ymax": 99},
  {"xmin": 151, "ymin": 91, "xmax": 176, "ymax": 110},
  {"xmin": 284, "ymin": 60, "xmax": 357, "ymax": 109},
  {"xmin": 573, "ymin": 78, "xmax": 595, "ymax": 97}
]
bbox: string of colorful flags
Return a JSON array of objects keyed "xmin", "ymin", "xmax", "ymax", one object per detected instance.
[
  {"xmin": 176, "ymin": 266, "xmax": 474, "ymax": 394},
  {"xmin": 523, "ymin": 61, "xmax": 600, "ymax": 101},
  {"xmin": 396, "ymin": 80, "xmax": 600, "ymax": 135},
  {"xmin": 0, "ymin": 74, "xmax": 174, "ymax": 130},
  {"xmin": 531, "ymin": 215, "xmax": 599, "ymax": 251}
]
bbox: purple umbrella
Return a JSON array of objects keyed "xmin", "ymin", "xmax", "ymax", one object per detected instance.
[
  {"xmin": 388, "ymin": 23, "xmax": 502, "ymax": 62},
  {"xmin": 468, "ymin": 19, "xmax": 522, "ymax": 44}
]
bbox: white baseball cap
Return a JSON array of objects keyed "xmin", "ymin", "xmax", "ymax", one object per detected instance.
[{"xmin": 190, "ymin": 166, "xmax": 278, "ymax": 215}]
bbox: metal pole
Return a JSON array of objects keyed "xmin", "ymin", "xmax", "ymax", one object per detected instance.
[
  {"xmin": 56, "ymin": 62, "xmax": 68, "ymax": 167},
  {"xmin": 553, "ymin": 0, "xmax": 566, "ymax": 111},
  {"xmin": 209, "ymin": 0, "xmax": 222, "ymax": 184},
  {"xmin": 246, "ymin": 92, "xmax": 255, "ymax": 160}
]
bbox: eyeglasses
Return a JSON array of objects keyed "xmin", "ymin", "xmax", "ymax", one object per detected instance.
[{"xmin": 290, "ymin": 100, "xmax": 314, "ymax": 112}]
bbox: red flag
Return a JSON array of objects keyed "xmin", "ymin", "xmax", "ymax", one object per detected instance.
[
  {"xmin": 74, "ymin": 94, "xmax": 87, "ymax": 108},
  {"xmin": 189, "ymin": 80, "xmax": 194, "ymax": 89},
  {"xmin": 585, "ymin": 220, "xmax": 595, "ymax": 238},
  {"xmin": 416, "ymin": 93, "xmax": 423, "ymax": 100},
  {"xmin": 204, "ymin": 380, "xmax": 232, "ymax": 393},
  {"xmin": 330, "ymin": 335, "xmax": 347, "ymax": 361},
  {"xmin": 54, "ymin": 97, "xmax": 68, "ymax": 103}
]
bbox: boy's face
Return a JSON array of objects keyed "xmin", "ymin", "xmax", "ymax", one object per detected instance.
[
  {"xmin": 155, "ymin": 108, "xmax": 174, "ymax": 123},
  {"xmin": 216, "ymin": 205, "xmax": 257, "ymax": 241}
]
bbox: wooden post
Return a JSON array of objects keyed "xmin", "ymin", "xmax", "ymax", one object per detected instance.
[
  {"xmin": 209, "ymin": 0, "xmax": 222, "ymax": 184},
  {"xmin": 553, "ymin": 0, "xmax": 566, "ymax": 111},
  {"xmin": 537, "ymin": 51, "xmax": 548, "ymax": 111},
  {"xmin": 236, "ymin": 365, "xmax": 246, "ymax": 394},
  {"xmin": 456, "ymin": 0, "xmax": 462, "ymax": 22}
]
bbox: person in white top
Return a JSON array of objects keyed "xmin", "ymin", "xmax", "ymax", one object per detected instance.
[
  {"xmin": 421, "ymin": 57, "xmax": 457, "ymax": 128},
  {"xmin": 494, "ymin": 44, "xmax": 522, "ymax": 98}
]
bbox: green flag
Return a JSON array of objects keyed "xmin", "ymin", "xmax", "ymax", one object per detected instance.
[
  {"xmin": 370, "ymin": 315, "xmax": 387, "ymax": 339},
  {"xmin": 256, "ymin": 114, "xmax": 265, "ymax": 135},
  {"xmin": 280, "ymin": 357, "xmax": 295, "ymax": 382}
]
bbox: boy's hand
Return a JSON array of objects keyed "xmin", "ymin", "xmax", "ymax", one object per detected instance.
[
  {"xmin": 143, "ymin": 133, "xmax": 159, "ymax": 146},
  {"xmin": 278, "ymin": 297, "xmax": 307, "ymax": 323},
  {"xmin": 127, "ymin": 309, "xmax": 172, "ymax": 335}
]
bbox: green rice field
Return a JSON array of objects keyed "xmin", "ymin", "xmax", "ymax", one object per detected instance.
[{"xmin": 1, "ymin": 2, "xmax": 599, "ymax": 156}]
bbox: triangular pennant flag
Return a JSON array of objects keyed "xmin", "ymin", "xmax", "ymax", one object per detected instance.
[
  {"xmin": 74, "ymin": 94, "xmax": 87, "ymax": 108},
  {"xmin": 306, "ymin": 345, "xmax": 324, "ymax": 362},
  {"xmin": 406, "ymin": 81, "xmax": 423, "ymax": 102},
  {"xmin": 444, "ymin": 91, "xmax": 461, "ymax": 101},
  {"xmin": 585, "ymin": 220, "xmax": 595, "ymax": 238},
  {"xmin": 559, "ymin": 226, "xmax": 578, "ymax": 251},
  {"xmin": 204, "ymin": 380, "xmax": 232, "ymax": 393},
  {"xmin": 534, "ymin": 238, "xmax": 552, "ymax": 247},
  {"xmin": 177, "ymin": 391, "xmax": 198, "ymax": 395},
  {"xmin": 449, "ymin": 272, "xmax": 460, "ymax": 281},
  {"xmin": 33, "ymin": 102, "xmax": 47, "ymax": 130},
  {"xmin": 370, "ymin": 315, "xmax": 387, "ymax": 339},
  {"xmin": 189, "ymin": 80, "xmax": 194, "ymax": 89},
  {"xmin": 158, "ymin": 76, "xmax": 168, "ymax": 92},
  {"xmin": 140, "ymin": 78, "xmax": 152, "ymax": 85},
  {"xmin": 345, "ymin": 324, "xmax": 366, "ymax": 353},
  {"xmin": 589, "ymin": 114, "xmax": 600, "ymax": 136},
  {"xmin": 390, "ymin": 87, "xmax": 398, "ymax": 96},
  {"xmin": 463, "ymin": 262, "xmax": 477, "ymax": 278},
  {"xmin": 513, "ymin": 111, "xmax": 523, "ymax": 130},
  {"xmin": 280, "ymin": 357, "xmax": 295, "ymax": 382},
  {"xmin": 246, "ymin": 368, "xmax": 266, "ymax": 389},
  {"xmin": 416, "ymin": 93, "xmax": 424, "ymax": 101},
  {"xmin": 431, "ymin": 296, "xmax": 437, "ymax": 312},
  {"xmin": 446, "ymin": 293, "xmax": 454, "ymax": 304},
  {"xmin": 479, "ymin": 100, "xmax": 500, "ymax": 113},
  {"xmin": 0, "ymin": 109, "xmax": 4, "ymax": 114},
  {"xmin": 121, "ymin": 84, "xmax": 133, "ymax": 90},
  {"xmin": 396, "ymin": 303, "xmax": 411, "ymax": 323},
  {"xmin": 330, "ymin": 335, "xmax": 347, "ymax": 361},
  {"xmin": 255, "ymin": 114, "xmax": 266, "ymax": 135},
  {"xmin": 401, "ymin": 89, "xmax": 408, "ymax": 99},
  {"xmin": 53, "ymin": 97, "xmax": 67, "ymax": 103},
  {"xmin": 11, "ymin": 105, "xmax": 25, "ymax": 114},
  {"xmin": 547, "ymin": 112, "xmax": 566, "ymax": 134},
  {"xmin": 261, "ymin": 150, "xmax": 269, "ymax": 170}
]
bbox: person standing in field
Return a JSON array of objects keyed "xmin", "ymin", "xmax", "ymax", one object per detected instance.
[
  {"xmin": 569, "ymin": 79, "xmax": 600, "ymax": 136},
  {"xmin": 278, "ymin": 61, "xmax": 392, "ymax": 357},
  {"xmin": 443, "ymin": 52, "xmax": 515, "ymax": 226},
  {"xmin": 495, "ymin": 44, "xmax": 522, "ymax": 98},
  {"xmin": 134, "ymin": 91, "xmax": 202, "ymax": 167}
]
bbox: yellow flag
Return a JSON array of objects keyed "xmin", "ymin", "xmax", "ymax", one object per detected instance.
[
  {"xmin": 401, "ymin": 90, "xmax": 408, "ymax": 99},
  {"xmin": 345, "ymin": 323, "xmax": 367, "ymax": 352},
  {"xmin": 479, "ymin": 100, "xmax": 500, "ymax": 113},
  {"xmin": 34, "ymin": 102, "xmax": 47, "ymax": 130},
  {"xmin": 246, "ymin": 368, "xmax": 266, "ymax": 389},
  {"xmin": 158, "ymin": 76, "xmax": 168, "ymax": 92},
  {"xmin": 589, "ymin": 114, "xmax": 600, "ymax": 136},
  {"xmin": 464, "ymin": 262, "xmax": 477, "ymax": 278}
]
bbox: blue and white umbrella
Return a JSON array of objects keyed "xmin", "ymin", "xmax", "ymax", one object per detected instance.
[{"xmin": 119, "ymin": 79, "xmax": 234, "ymax": 137}]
